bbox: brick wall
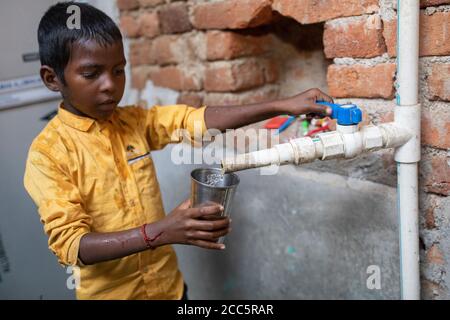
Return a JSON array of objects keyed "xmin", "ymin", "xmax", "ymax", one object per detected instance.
[{"xmin": 117, "ymin": 0, "xmax": 450, "ymax": 299}]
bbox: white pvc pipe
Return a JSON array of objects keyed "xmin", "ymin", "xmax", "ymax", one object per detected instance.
[
  {"xmin": 221, "ymin": 122, "xmax": 412, "ymax": 173},
  {"xmin": 395, "ymin": 0, "xmax": 421, "ymax": 300},
  {"xmin": 397, "ymin": 163, "xmax": 420, "ymax": 300},
  {"xmin": 396, "ymin": 0, "xmax": 420, "ymax": 106}
]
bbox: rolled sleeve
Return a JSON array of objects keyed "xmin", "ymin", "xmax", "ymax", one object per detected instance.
[
  {"xmin": 24, "ymin": 147, "xmax": 92, "ymax": 266},
  {"xmin": 140, "ymin": 104, "xmax": 207, "ymax": 150}
]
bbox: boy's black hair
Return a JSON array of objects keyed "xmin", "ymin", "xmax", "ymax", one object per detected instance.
[{"xmin": 38, "ymin": 1, "xmax": 122, "ymax": 85}]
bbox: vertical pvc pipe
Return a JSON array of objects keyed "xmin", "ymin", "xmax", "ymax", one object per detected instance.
[
  {"xmin": 396, "ymin": 0, "xmax": 421, "ymax": 300},
  {"xmin": 396, "ymin": 1, "xmax": 420, "ymax": 106},
  {"xmin": 397, "ymin": 163, "xmax": 420, "ymax": 300}
]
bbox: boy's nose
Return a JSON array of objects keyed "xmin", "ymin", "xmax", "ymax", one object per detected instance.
[{"xmin": 99, "ymin": 74, "xmax": 116, "ymax": 93}]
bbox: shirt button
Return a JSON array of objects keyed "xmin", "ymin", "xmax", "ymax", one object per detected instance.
[{"xmin": 129, "ymin": 200, "xmax": 135, "ymax": 206}]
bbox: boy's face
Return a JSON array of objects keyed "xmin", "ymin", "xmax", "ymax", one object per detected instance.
[{"xmin": 43, "ymin": 39, "xmax": 126, "ymax": 121}]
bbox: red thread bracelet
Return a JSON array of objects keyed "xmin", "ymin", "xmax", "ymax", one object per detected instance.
[
  {"xmin": 141, "ymin": 224, "xmax": 162, "ymax": 250},
  {"xmin": 141, "ymin": 224, "xmax": 154, "ymax": 249}
]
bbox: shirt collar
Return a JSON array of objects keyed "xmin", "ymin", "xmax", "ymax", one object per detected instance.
[{"xmin": 57, "ymin": 102, "xmax": 117, "ymax": 132}]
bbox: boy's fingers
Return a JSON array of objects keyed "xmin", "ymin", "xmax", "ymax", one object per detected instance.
[
  {"xmin": 191, "ymin": 217, "xmax": 230, "ymax": 231},
  {"xmin": 189, "ymin": 239, "xmax": 226, "ymax": 250},
  {"xmin": 313, "ymin": 90, "xmax": 334, "ymax": 103},
  {"xmin": 201, "ymin": 214, "xmax": 225, "ymax": 221},
  {"xmin": 178, "ymin": 199, "xmax": 191, "ymax": 210},
  {"xmin": 191, "ymin": 204, "xmax": 224, "ymax": 218},
  {"xmin": 309, "ymin": 104, "xmax": 332, "ymax": 116},
  {"xmin": 191, "ymin": 228, "xmax": 230, "ymax": 241},
  {"xmin": 211, "ymin": 227, "xmax": 231, "ymax": 240}
]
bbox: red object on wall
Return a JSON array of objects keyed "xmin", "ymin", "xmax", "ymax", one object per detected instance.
[{"xmin": 264, "ymin": 116, "xmax": 289, "ymax": 129}]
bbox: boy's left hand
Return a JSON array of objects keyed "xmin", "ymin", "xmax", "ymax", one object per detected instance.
[{"xmin": 279, "ymin": 88, "xmax": 334, "ymax": 117}]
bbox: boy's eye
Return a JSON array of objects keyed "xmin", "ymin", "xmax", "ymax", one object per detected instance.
[
  {"xmin": 115, "ymin": 69, "xmax": 125, "ymax": 75},
  {"xmin": 82, "ymin": 72, "xmax": 98, "ymax": 79}
]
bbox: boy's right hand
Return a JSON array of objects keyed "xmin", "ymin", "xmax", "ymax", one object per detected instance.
[{"xmin": 153, "ymin": 199, "xmax": 230, "ymax": 250}]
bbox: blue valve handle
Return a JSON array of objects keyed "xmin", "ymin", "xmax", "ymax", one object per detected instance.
[{"xmin": 316, "ymin": 101, "xmax": 362, "ymax": 126}]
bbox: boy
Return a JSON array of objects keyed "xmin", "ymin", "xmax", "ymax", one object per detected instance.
[{"xmin": 24, "ymin": 2, "xmax": 333, "ymax": 300}]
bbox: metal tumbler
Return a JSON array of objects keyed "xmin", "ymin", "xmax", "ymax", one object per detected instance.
[{"xmin": 190, "ymin": 168, "xmax": 240, "ymax": 243}]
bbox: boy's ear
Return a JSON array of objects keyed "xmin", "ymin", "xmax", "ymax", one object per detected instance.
[{"xmin": 40, "ymin": 65, "xmax": 62, "ymax": 92}]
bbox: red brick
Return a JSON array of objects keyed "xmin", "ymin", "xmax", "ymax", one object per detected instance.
[
  {"xmin": 417, "ymin": 12, "xmax": 450, "ymax": 56},
  {"xmin": 192, "ymin": 0, "xmax": 273, "ymax": 30},
  {"xmin": 421, "ymin": 279, "xmax": 443, "ymax": 299},
  {"xmin": 120, "ymin": 15, "xmax": 140, "ymax": 38},
  {"xmin": 422, "ymin": 153, "xmax": 450, "ymax": 196},
  {"xmin": 129, "ymin": 40, "xmax": 154, "ymax": 66},
  {"xmin": 204, "ymin": 60, "xmax": 266, "ymax": 92},
  {"xmin": 382, "ymin": 20, "xmax": 396, "ymax": 57},
  {"xmin": 427, "ymin": 64, "xmax": 450, "ymax": 101},
  {"xmin": 138, "ymin": 0, "xmax": 164, "ymax": 8},
  {"xmin": 117, "ymin": 0, "xmax": 139, "ymax": 11},
  {"xmin": 177, "ymin": 92, "xmax": 204, "ymax": 108},
  {"xmin": 149, "ymin": 66, "xmax": 202, "ymax": 91},
  {"xmin": 158, "ymin": 3, "xmax": 192, "ymax": 34},
  {"xmin": 420, "ymin": 0, "xmax": 450, "ymax": 7},
  {"xmin": 272, "ymin": 0, "xmax": 379, "ymax": 24},
  {"xmin": 150, "ymin": 35, "xmax": 196, "ymax": 65},
  {"xmin": 131, "ymin": 66, "xmax": 151, "ymax": 89},
  {"xmin": 327, "ymin": 64, "xmax": 396, "ymax": 99},
  {"xmin": 324, "ymin": 15, "xmax": 386, "ymax": 58},
  {"xmin": 383, "ymin": 12, "xmax": 450, "ymax": 57},
  {"xmin": 204, "ymin": 85, "xmax": 280, "ymax": 106},
  {"xmin": 204, "ymin": 93, "xmax": 242, "ymax": 106},
  {"xmin": 261, "ymin": 59, "xmax": 279, "ymax": 84},
  {"xmin": 426, "ymin": 244, "xmax": 445, "ymax": 265},
  {"xmin": 422, "ymin": 107, "xmax": 450, "ymax": 150},
  {"xmin": 206, "ymin": 31, "xmax": 272, "ymax": 61},
  {"xmin": 422, "ymin": 194, "xmax": 437, "ymax": 229},
  {"xmin": 139, "ymin": 11, "xmax": 160, "ymax": 38},
  {"xmin": 150, "ymin": 35, "xmax": 178, "ymax": 65},
  {"xmin": 240, "ymin": 85, "xmax": 280, "ymax": 104}
]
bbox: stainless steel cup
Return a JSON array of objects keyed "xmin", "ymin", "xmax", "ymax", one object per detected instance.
[{"xmin": 190, "ymin": 168, "xmax": 240, "ymax": 243}]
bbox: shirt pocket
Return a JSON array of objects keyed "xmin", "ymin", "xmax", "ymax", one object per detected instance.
[{"xmin": 127, "ymin": 151, "xmax": 157, "ymax": 195}]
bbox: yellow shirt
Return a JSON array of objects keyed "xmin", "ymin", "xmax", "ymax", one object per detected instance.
[{"xmin": 24, "ymin": 103, "xmax": 207, "ymax": 299}]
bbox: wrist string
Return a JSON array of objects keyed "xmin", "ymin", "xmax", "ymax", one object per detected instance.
[{"xmin": 141, "ymin": 224, "xmax": 162, "ymax": 250}]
